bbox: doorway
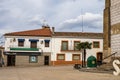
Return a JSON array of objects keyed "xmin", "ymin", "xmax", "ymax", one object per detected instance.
[
  {"xmin": 44, "ymin": 56, "xmax": 49, "ymax": 65},
  {"xmin": 7, "ymin": 55, "xmax": 16, "ymax": 66},
  {"xmin": 97, "ymin": 52, "xmax": 103, "ymax": 65}
]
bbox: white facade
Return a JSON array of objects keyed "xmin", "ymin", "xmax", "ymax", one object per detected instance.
[
  {"xmin": 4, "ymin": 35, "xmax": 103, "ymax": 66},
  {"xmin": 51, "ymin": 37, "xmax": 103, "ymax": 62},
  {"xmin": 5, "ymin": 36, "xmax": 52, "ymax": 53},
  {"xmin": 4, "ymin": 27, "xmax": 103, "ymax": 66}
]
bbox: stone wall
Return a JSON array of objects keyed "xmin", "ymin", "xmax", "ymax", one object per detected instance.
[
  {"xmin": 4, "ymin": 52, "xmax": 51, "ymax": 67},
  {"xmin": 111, "ymin": 0, "xmax": 120, "ymax": 25},
  {"xmin": 111, "ymin": 23, "xmax": 120, "ymax": 35},
  {"xmin": 111, "ymin": 34, "xmax": 120, "ymax": 56},
  {"xmin": 110, "ymin": 0, "xmax": 120, "ymax": 57},
  {"xmin": 16, "ymin": 56, "xmax": 44, "ymax": 66}
]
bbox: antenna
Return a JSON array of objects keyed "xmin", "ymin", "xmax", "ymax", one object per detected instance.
[
  {"xmin": 81, "ymin": 9, "xmax": 84, "ymax": 32},
  {"xmin": 42, "ymin": 19, "xmax": 47, "ymax": 26}
]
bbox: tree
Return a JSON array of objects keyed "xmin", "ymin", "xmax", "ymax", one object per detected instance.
[{"xmin": 76, "ymin": 42, "xmax": 92, "ymax": 67}]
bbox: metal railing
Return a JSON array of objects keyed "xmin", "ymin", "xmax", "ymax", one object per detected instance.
[
  {"xmin": 102, "ymin": 52, "xmax": 117, "ymax": 61},
  {"xmin": 97, "ymin": 52, "xmax": 117, "ymax": 66}
]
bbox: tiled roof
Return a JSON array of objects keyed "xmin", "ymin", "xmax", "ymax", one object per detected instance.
[
  {"xmin": 53, "ymin": 32, "xmax": 103, "ymax": 38},
  {"xmin": 0, "ymin": 46, "xmax": 4, "ymax": 49},
  {"xmin": 4, "ymin": 26, "xmax": 103, "ymax": 38},
  {"xmin": 4, "ymin": 28, "xmax": 52, "ymax": 37}
]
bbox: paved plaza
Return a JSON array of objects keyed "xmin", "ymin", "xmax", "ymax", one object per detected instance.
[{"xmin": 0, "ymin": 66, "xmax": 120, "ymax": 80}]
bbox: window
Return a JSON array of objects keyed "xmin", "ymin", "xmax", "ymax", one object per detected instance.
[
  {"xmin": 61, "ymin": 41, "xmax": 68, "ymax": 51},
  {"xmin": 31, "ymin": 41, "xmax": 37, "ymax": 48},
  {"xmin": 18, "ymin": 39, "xmax": 25, "ymax": 47},
  {"xmin": 29, "ymin": 39, "xmax": 39, "ymax": 48},
  {"xmin": 45, "ymin": 42, "xmax": 49, "ymax": 47},
  {"xmin": 18, "ymin": 41, "xmax": 24, "ymax": 47},
  {"xmin": 29, "ymin": 55, "xmax": 38, "ymax": 63},
  {"xmin": 44, "ymin": 40, "xmax": 50, "ymax": 47},
  {"xmin": 73, "ymin": 54, "xmax": 80, "ymax": 60},
  {"xmin": 93, "ymin": 41, "xmax": 100, "ymax": 48},
  {"xmin": 74, "ymin": 41, "xmax": 80, "ymax": 51},
  {"xmin": 57, "ymin": 54, "xmax": 65, "ymax": 60}
]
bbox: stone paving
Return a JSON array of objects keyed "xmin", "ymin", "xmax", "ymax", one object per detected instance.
[{"xmin": 0, "ymin": 66, "xmax": 120, "ymax": 80}]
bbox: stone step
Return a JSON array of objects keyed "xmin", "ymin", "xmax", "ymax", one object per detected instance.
[
  {"xmin": 97, "ymin": 61, "xmax": 120, "ymax": 71},
  {"xmin": 79, "ymin": 68, "xmax": 113, "ymax": 74}
]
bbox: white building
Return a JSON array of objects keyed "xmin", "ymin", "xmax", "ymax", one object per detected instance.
[
  {"xmin": 4, "ymin": 26, "xmax": 52, "ymax": 66},
  {"xmin": 4, "ymin": 26, "xmax": 103, "ymax": 66},
  {"xmin": 51, "ymin": 32, "xmax": 103, "ymax": 65}
]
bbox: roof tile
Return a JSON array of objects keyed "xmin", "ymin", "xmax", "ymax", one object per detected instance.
[
  {"xmin": 53, "ymin": 32, "xmax": 103, "ymax": 38},
  {"xmin": 4, "ymin": 28, "xmax": 52, "ymax": 37}
]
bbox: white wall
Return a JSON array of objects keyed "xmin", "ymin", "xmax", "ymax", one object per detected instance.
[
  {"xmin": 4, "ymin": 36, "xmax": 52, "ymax": 52},
  {"xmin": 51, "ymin": 37, "xmax": 103, "ymax": 61},
  {"xmin": 5, "ymin": 35, "xmax": 103, "ymax": 61}
]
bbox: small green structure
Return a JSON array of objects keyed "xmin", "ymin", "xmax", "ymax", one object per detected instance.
[{"xmin": 87, "ymin": 56, "xmax": 97, "ymax": 67}]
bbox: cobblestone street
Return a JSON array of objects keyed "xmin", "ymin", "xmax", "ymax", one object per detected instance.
[{"xmin": 0, "ymin": 66, "xmax": 120, "ymax": 80}]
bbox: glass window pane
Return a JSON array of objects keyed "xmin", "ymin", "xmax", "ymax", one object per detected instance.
[
  {"xmin": 18, "ymin": 41, "xmax": 24, "ymax": 47},
  {"xmin": 57, "ymin": 54, "xmax": 65, "ymax": 60},
  {"xmin": 45, "ymin": 42, "xmax": 49, "ymax": 47},
  {"xmin": 61, "ymin": 41, "xmax": 68, "ymax": 50},
  {"xmin": 73, "ymin": 54, "xmax": 80, "ymax": 60},
  {"xmin": 74, "ymin": 41, "xmax": 80, "ymax": 51},
  {"xmin": 93, "ymin": 42, "xmax": 100, "ymax": 48}
]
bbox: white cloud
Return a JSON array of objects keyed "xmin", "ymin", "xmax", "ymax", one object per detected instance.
[
  {"xmin": 0, "ymin": 0, "xmax": 104, "ymax": 34},
  {"xmin": 58, "ymin": 13, "xmax": 103, "ymax": 32}
]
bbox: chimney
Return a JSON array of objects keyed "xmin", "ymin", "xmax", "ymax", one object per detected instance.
[
  {"xmin": 42, "ymin": 25, "xmax": 50, "ymax": 29},
  {"xmin": 52, "ymin": 27, "xmax": 55, "ymax": 34}
]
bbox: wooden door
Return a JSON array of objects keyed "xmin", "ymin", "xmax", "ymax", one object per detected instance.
[
  {"xmin": 97, "ymin": 52, "xmax": 103, "ymax": 65},
  {"xmin": 7, "ymin": 55, "xmax": 16, "ymax": 66},
  {"xmin": 44, "ymin": 56, "xmax": 49, "ymax": 65},
  {"xmin": 97, "ymin": 53, "xmax": 103, "ymax": 61}
]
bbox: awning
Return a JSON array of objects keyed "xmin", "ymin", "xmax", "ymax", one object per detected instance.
[
  {"xmin": 4, "ymin": 51, "xmax": 41, "ymax": 56},
  {"xmin": 44, "ymin": 40, "xmax": 50, "ymax": 43},
  {"xmin": 18, "ymin": 39, "xmax": 25, "ymax": 41},
  {"xmin": 29, "ymin": 39, "xmax": 39, "ymax": 42}
]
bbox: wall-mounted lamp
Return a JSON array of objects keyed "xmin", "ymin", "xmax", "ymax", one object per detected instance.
[{"xmin": 41, "ymin": 41, "xmax": 43, "ymax": 44}]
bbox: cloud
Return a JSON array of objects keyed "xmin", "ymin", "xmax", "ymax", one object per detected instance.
[
  {"xmin": 0, "ymin": 0, "xmax": 104, "ymax": 35},
  {"xmin": 58, "ymin": 13, "xmax": 103, "ymax": 32}
]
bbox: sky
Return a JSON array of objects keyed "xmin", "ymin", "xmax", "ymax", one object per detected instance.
[{"xmin": 0, "ymin": 0, "xmax": 105, "ymax": 35}]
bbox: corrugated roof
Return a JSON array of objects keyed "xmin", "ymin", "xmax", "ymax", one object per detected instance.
[
  {"xmin": 53, "ymin": 32, "xmax": 103, "ymax": 38},
  {"xmin": 4, "ymin": 28, "xmax": 52, "ymax": 37}
]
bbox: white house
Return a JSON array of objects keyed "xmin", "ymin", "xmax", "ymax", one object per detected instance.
[
  {"xmin": 4, "ymin": 26, "xmax": 103, "ymax": 66},
  {"xmin": 4, "ymin": 26, "xmax": 52, "ymax": 66},
  {"xmin": 51, "ymin": 32, "xmax": 103, "ymax": 65}
]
